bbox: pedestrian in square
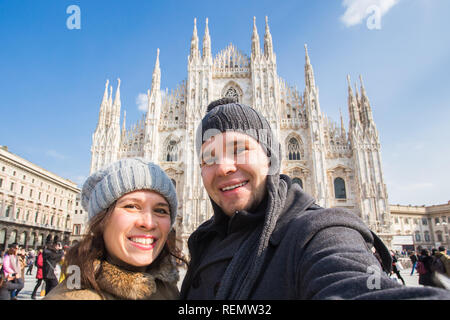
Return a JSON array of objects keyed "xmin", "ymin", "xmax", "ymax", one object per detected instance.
[
  {"xmin": 44, "ymin": 158, "xmax": 181, "ymax": 300},
  {"xmin": 30, "ymin": 247, "xmax": 44, "ymax": 299},
  {"xmin": 43, "ymin": 241, "xmax": 64, "ymax": 295},
  {"xmin": 417, "ymin": 249, "xmax": 435, "ymax": 287},
  {"xmin": 1, "ymin": 244, "xmax": 24, "ymax": 300},
  {"xmin": 390, "ymin": 250, "xmax": 405, "ymax": 285},
  {"xmin": 409, "ymin": 251, "xmax": 418, "ymax": 276},
  {"xmin": 25, "ymin": 249, "xmax": 36, "ymax": 275}
]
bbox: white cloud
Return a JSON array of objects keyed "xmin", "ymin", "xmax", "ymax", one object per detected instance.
[
  {"xmin": 46, "ymin": 149, "xmax": 66, "ymax": 160},
  {"xmin": 340, "ymin": 0, "xmax": 400, "ymax": 27},
  {"xmin": 136, "ymin": 93, "xmax": 148, "ymax": 112},
  {"xmin": 136, "ymin": 90, "xmax": 168, "ymax": 112}
]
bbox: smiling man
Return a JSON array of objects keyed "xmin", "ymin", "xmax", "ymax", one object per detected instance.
[
  {"xmin": 179, "ymin": 97, "xmax": 450, "ymax": 300},
  {"xmin": 199, "ymin": 131, "xmax": 270, "ymax": 217}
]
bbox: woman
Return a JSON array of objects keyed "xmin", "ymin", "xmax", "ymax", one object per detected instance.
[
  {"xmin": 58, "ymin": 245, "xmax": 70, "ymax": 284},
  {"xmin": 390, "ymin": 250, "xmax": 405, "ymax": 285},
  {"xmin": 417, "ymin": 249, "xmax": 435, "ymax": 287},
  {"xmin": 30, "ymin": 247, "xmax": 44, "ymax": 299},
  {"xmin": 0, "ymin": 244, "xmax": 24, "ymax": 300},
  {"xmin": 44, "ymin": 158, "xmax": 181, "ymax": 300}
]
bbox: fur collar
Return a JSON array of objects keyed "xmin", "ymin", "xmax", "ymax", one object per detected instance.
[{"xmin": 95, "ymin": 255, "xmax": 179, "ymax": 300}]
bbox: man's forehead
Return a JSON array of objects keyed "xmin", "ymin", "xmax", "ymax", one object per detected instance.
[{"xmin": 202, "ymin": 131, "xmax": 257, "ymax": 150}]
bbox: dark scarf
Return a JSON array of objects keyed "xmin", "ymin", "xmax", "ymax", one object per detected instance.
[{"xmin": 211, "ymin": 174, "xmax": 288, "ymax": 299}]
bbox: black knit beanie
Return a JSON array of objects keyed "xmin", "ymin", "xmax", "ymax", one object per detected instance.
[{"xmin": 196, "ymin": 97, "xmax": 280, "ymax": 174}]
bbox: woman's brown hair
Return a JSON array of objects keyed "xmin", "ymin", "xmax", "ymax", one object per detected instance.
[{"xmin": 62, "ymin": 201, "xmax": 187, "ymax": 297}]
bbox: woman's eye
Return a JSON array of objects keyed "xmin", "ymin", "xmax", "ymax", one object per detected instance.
[
  {"xmin": 155, "ymin": 208, "xmax": 169, "ymax": 215},
  {"xmin": 124, "ymin": 204, "xmax": 138, "ymax": 209}
]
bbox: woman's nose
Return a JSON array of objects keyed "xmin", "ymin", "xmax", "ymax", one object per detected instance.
[{"xmin": 138, "ymin": 211, "xmax": 158, "ymax": 230}]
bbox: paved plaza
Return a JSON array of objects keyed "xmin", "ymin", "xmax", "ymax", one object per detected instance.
[{"xmin": 13, "ymin": 266, "xmax": 425, "ymax": 300}]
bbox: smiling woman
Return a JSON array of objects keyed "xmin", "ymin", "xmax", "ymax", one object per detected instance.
[{"xmin": 43, "ymin": 158, "xmax": 183, "ymax": 300}]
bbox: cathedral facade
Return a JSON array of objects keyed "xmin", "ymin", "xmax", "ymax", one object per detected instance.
[{"xmin": 89, "ymin": 17, "xmax": 393, "ymax": 252}]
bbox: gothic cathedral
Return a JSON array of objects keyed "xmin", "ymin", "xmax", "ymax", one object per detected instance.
[{"xmin": 89, "ymin": 17, "xmax": 393, "ymax": 251}]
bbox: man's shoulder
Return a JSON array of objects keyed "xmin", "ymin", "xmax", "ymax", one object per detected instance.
[
  {"xmin": 286, "ymin": 205, "xmax": 364, "ymax": 230},
  {"xmin": 272, "ymin": 204, "xmax": 371, "ymax": 246}
]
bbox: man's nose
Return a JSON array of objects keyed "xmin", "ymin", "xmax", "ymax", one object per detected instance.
[{"xmin": 214, "ymin": 153, "xmax": 238, "ymax": 176}]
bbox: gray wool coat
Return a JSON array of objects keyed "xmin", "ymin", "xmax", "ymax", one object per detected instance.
[{"xmin": 180, "ymin": 175, "xmax": 450, "ymax": 300}]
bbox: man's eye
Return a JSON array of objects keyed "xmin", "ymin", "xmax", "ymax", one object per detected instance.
[{"xmin": 203, "ymin": 156, "xmax": 216, "ymax": 165}]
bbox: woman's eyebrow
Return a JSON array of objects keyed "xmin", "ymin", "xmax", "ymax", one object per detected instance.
[
  {"xmin": 155, "ymin": 202, "xmax": 169, "ymax": 208},
  {"xmin": 117, "ymin": 197, "xmax": 142, "ymax": 204}
]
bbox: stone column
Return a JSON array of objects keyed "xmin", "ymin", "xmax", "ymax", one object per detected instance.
[
  {"xmin": 3, "ymin": 227, "xmax": 11, "ymax": 251},
  {"xmin": 25, "ymin": 229, "xmax": 33, "ymax": 249}
]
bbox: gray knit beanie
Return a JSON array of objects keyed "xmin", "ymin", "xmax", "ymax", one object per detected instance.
[
  {"xmin": 81, "ymin": 158, "xmax": 177, "ymax": 227},
  {"xmin": 196, "ymin": 97, "xmax": 280, "ymax": 174}
]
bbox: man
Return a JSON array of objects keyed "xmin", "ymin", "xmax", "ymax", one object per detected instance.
[
  {"xmin": 433, "ymin": 246, "xmax": 450, "ymax": 278},
  {"xmin": 409, "ymin": 251, "xmax": 418, "ymax": 276},
  {"xmin": 180, "ymin": 97, "xmax": 450, "ymax": 299},
  {"xmin": 42, "ymin": 241, "xmax": 64, "ymax": 295}
]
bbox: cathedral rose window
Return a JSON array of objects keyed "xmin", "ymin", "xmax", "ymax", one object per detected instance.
[{"xmin": 224, "ymin": 87, "xmax": 239, "ymax": 102}]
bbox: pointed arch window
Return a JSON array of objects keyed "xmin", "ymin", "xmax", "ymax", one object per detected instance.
[
  {"xmin": 5, "ymin": 205, "xmax": 11, "ymax": 218},
  {"xmin": 166, "ymin": 140, "xmax": 179, "ymax": 162},
  {"xmin": 334, "ymin": 177, "xmax": 347, "ymax": 199},
  {"xmin": 287, "ymin": 138, "xmax": 301, "ymax": 160},
  {"xmin": 292, "ymin": 178, "xmax": 303, "ymax": 189}
]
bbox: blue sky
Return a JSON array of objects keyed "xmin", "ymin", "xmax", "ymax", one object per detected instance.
[{"xmin": 0, "ymin": 0, "xmax": 449, "ymax": 206}]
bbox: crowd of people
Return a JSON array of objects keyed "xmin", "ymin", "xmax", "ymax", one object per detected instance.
[
  {"xmin": 1, "ymin": 97, "xmax": 450, "ymax": 300},
  {"xmin": 0, "ymin": 242, "xmax": 69, "ymax": 300},
  {"xmin": 408, "ymin": 247, "xmax": 450, "ymax": 288}
]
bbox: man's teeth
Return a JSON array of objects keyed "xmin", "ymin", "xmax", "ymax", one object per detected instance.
[
  {"xmin": 221, "ymin": 181, "xmax": 247, "ymax": 191},
  {"xmin": 130, "ymin": 238, "xmax": 154, "ymax": 245}
]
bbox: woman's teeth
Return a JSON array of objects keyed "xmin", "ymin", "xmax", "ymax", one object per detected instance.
[
  {"xmin": 221, "ymin": 181, "xmax": 248, "ymax": 191},
  {"xmin": 129, "ymin": 238, "xmax": 154, "ymax": 245}
]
